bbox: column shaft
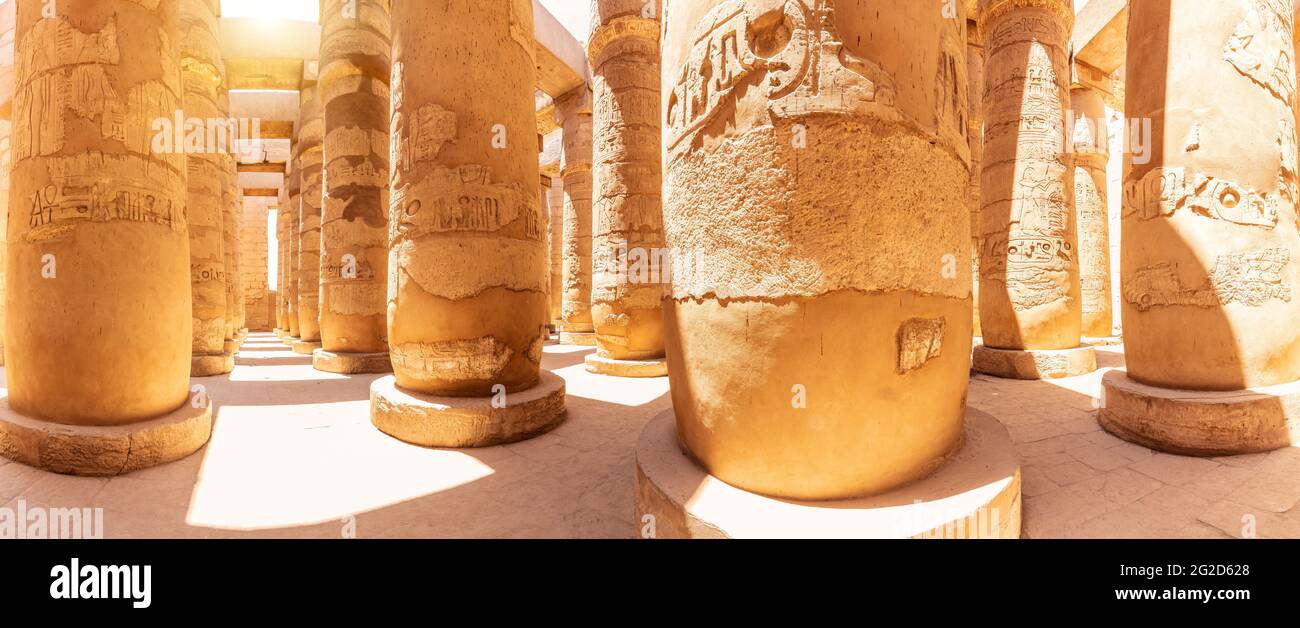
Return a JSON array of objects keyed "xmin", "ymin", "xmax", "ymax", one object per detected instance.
[
  {"xmin": 1072, "ymin": 86, "xmax": 1113, "ymax": 339},
  {"xmin": 557, "ymin": 90, "xmax": 594, "ymax": 338},
  {"xmin": 296, "ymin": 85, "xmax": 323, "ymax": 342}
]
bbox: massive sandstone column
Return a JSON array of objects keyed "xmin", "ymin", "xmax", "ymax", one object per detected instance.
[
  {"xmin": 968, "ymin": 21, "xmax": 984, "ymax": 338},
  {"xmin": 284, "ymin": 146, "xmax": 302, "ymax": 340},
  {"xmin": 0, "ymin": 2, "xmax": 15, "ymax": 368},
  {"xmin": 221, "ymin": 143, "xmax": 241, "ymax": 352},
  {"xmin": 541, "ymin": 174, "xmax": 560, "ymax": 328},
  {"xmin": 556, "ymin": 88, "xmax": 596, "ymax": 346},
  {"xmin": 585, "ymin": 0, "xmax": 667, "ymax": 377},
  {"xmin": 314, "ymin": 0, "xmax": 392, "ymax": 373},
  {"xmin": 293, "ymin": 84, "xmax": 324, "ymax": 354},
  {"xmin": 1101, "ymin": 0, "xmax": 1300, "ymax": 454},
  {"xmin": 0, "ymin": 0, "xmax": 212, "ymax": 475},
  {"xmin": 635, "ymin": 0, "xmax": 1019, "ymax": 538},
  {"xmin": 241, "ymin": 196, "xmax": 270, "ymax": 330},
  {"xmin": 972, "ymin": 0, "xmax": 1095, "ymax": 380},
  {"xmin": 548, "ymin": 175, "xmax": 564, "ymax": 328},
  {"xmin": 182, "ymin": 0, "xmax": 232, "ymax": 376},
  {"xmin": 275, "ymin": 189, "xmax": 290, "ymax": 334},
  {"xmin": 371, "ymin": 0, "xmax": 565, "ymax": 447},
  {"xmin": 1072, "ymin": 86, "xmax": 1114, "ymax": 340}
]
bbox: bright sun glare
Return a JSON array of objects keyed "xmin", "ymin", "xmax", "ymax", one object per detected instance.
[{"xmin": 221, "ymin": 0, "xmax": 319, "ymax": 23}]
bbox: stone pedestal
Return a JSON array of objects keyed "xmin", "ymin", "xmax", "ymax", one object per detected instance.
[
  {"xmin": 2, "ymin": 0, "xmax": 211, "ymax": 472},
  {"xmin": 292, "ymin": 339, "xmax": 322, "ymax": 355},
  {"xmin": 556, "ymin": 88, "xmax": 595, "ymax": 343},
  {"xmin": 975, "ymin": 0, "xmax": 1091, "ymax": 380},
  {"xmin": 376, "ymin": 0, "xmax": 564, "ymax": 447},
  {"xmin": 588, "ymin": 1, "xmax": 667, "ymax": 375},
  {"xmin": 584, "ymin": 353, "xmax": 666, "ymax": 378},
  {"xmin": 634, "ymin": 409, "xmax": 1021, "ymax": 538},
  {"xmin": 317, "ymin": 0, "xmax": 392, "ymax": 373},
  {"xmin": 191, "ymin": 353, "xmax": 234, "ymax": 377},
  {"xmin": 296, "ymin": 85, "xmax": 324, "ymax": 343},
  {"xmin": 1100, "ymin": 371, "xmax": 1300, "ymax": 456},
  {"xmin": 1106, "ymin": 0, "xmax": 1300, "ymax": 453},
  {"xmin": 661, "ymin": 0, "xmax": 978, "ymax": 500},
  {"xmin": 972, "ymin": 343, "xmax": 1097, "ymax": 380}
]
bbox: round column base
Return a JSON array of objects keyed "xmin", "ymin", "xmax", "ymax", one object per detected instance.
[
  {"xmin": 313, "ymin": 349, "xmax": 392, "ymax": 374},
  {"xmin": 584, "ymin": 354, "xmax": 668, "ymax": 378},
  {"xmin": 281, "ymin": 335, "xmax": 299, "ymax": 347},
  {"xmin": 370, "ymin": 371, "xmax": 567, "ymax": 448},
  {"xmin": 972, "ymin": 344, "xmax": 1097, "ymax": 380},
  {"xmin": 559, "ymin": 331, "xmax": 597, "ymax": 346},
  {"xmin": 0, "ymin": 391, "xmax": 214, "ymax": 476},
  {"xmin": 634, "ymin": 409, "xmax": 1021, "ymax": 538},
  {"xmin": 1083, "ymin": 336, "xmax": 1123, "ymax": 346},
  {"xmin": 222, "ymin": 339, "xmax": 240, "ymax": 354},
  {"xmin": 1099, "ymin": 370, "xmax": 1300, "ymax": 456},
  {"xmin": 292, "ymin": 340, "xmax": 322, "ymax": 355},
  {"xmin": 191, "ymin": 353, "xmax": 234, "ymax": 377}
]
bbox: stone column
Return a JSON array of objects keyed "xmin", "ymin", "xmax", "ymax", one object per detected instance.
[
  {"xmin": 541, "ymin": 174, "xmax": 560, "ymax": 329},
  {"xmin": 1072, "ymin": 86, "xmax": 1114, "ymax": 341},
  {"xmin": 0, "ymin": 2, "xmax": 14, "ymax": 368},
  {"xmin": 275, "ymin": 189, "xmax": 290, "ymax": 334},
  {"xmin": 284, "ymin": 146, "xmax": 302, "ymax": 341},
  {"xmin": 370, "ymin": 0, "xmax": 566, "ymax": 448},
  {"xmin": 181, "ymin": 0, "xmax": 232, "ymax": 375},
  {"xmin": 314, "ymin": 0, "xmax": 392, "ymax": 373},
  {"xmin": 0, "ymin": 0, "xmax": 211, "ymax": 475},
  {"xmin": 548, "ymin": 176, "xmax": 564, "ymax": 328},
  {"xmin": 584, "ymin": 0, "xmax": 667, "ymax": 378},
  {"xmin": 293, "ymin": 84, "xmax": 324, "ymax": 354},
  {"xmin": 221, "ymin": 145, "xmax": 241, "ymax": 353},
  {"xmin": 972, "ymin": 0, "xmax": 1095, "ymax": 380},
  {"xmin": 555, "ymin": 88, "xmax": 596, "ymax": 346},
  {"xmin": 241, "ymin": 196, "xmax": 271, "ymax": 331},
  {"xmin": 636, "ymin": 0, "xmax": 1019, "ymax": 539},
  {"xmin": 968, "ymin": 22, "xmax": 984, "ymax": 339},
  {"xmin": 1101, "ymin": 0, "xmax": 1300, "ymax": 454}
]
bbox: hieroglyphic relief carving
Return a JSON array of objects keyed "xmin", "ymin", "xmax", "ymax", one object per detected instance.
[
  {"xmin": 1123, "ymin": 166, "xmax": 1281, "ymax": 228},
  {"xmin": 391, "ymin": 165, "xmax": 540, "ymax": 245},
  {"xmin": 896, "ymin": 317, "xmax": 945, "ymax": 374},
  {"xmin": 390, "ymin": 338, "xmax": 513, "ymax": 381},
  {"xmin": 1124, "ymin": 248, "xmax": 1292, "ymax": 311},
  {"xmin": 664, "ymin": 0, "xmax": 896, "ymax": 161},
  {"xmin": 1224, "ymin": 0, "xmax": 1295, "ymax": 106}
]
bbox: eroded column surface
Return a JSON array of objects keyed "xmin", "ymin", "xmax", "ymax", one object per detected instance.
[
  {"xmin": 1072, "ymin": 86, "xmax": 1113, "ymax": 339},
  {"xmin": 556, "ymin": 89, "xmax": 595, "ymax": 343},
  {"xmin": 221, "ymin": 113, "xmax": 240, "ymax": 344},
  {"xmin": 387, "ymin": 0, "xmax": 551, "ymax": 395},
  {"xmin": 548, "ymin": 175, "xmax": 564, "ymax": 326},
  {"xmin": 285, "ymin": 150, "xmax": 302, "ymax": 338},
  {"xmin": 1101, "ymin": 0, "xmax": 1300, "ymax": 454},
  {"xmin": 968, "ymin": 23, "xmax": 984, "ymax": 338},
  {"xmin": 977, "ymin": 0, "xmax": 1080, "ymax": 350},
  {"xmin": 661, "ymin": 0, "xmax": 972, "ymax": 500},
  {"xmin": 181, "ymin": 0, "xmax": 230, "ymax": 373},
  {"xmin": 588, "ymin": 0, "xmax": 665, "ymax": 366},
  {"xmin": 317, "ymin": 0, "xmax": 390, "ymax": 365},
  {"xmin": 1, "ymin": 0, "xmax": 211, "ymax": 473},
  {"xmin": 276, "ymin": 189, "xmax": 290, "ymax": 332},
  {"xmin": 295, "ymin": 84, "xmax": 323, "ymax": 345},
  {"xmin": 0, "ymin": 3, "xmax": 14, "ymax": 367}
]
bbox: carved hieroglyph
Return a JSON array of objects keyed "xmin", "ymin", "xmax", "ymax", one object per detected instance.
[
  {"xmin": 589, "ymin": 0, "xmax": 665, "ymax": 361},
  {"xmin": 1072, "ymin": 87, "xmax": 1113, "ymax": 338},
  {"xmin": 318, "ymin": 0, "xmax": 390, "ymax": 355},
  {"xmin": 181, "ymin": 0, "xmax": 227, "ymax": 356},
  {"xmin": 296, "ymin": 85, "xmax": 323, "ymax": 342},
  {"xmin": 977, "ymin": 0, "xmax": 1081, "ymax": 350},
  {"xmin": 7, "ymin": 0, "xmax": 192, "ymax": 423},
  {"xmin": 1122, "ymin": 0, "xmax": 1300, "ymax": 390},
  {"xmin": 387, "ymin": 0, "xmax": 549, "ymax": 395},
  {"xmin": 556, "ymin": 89, "xmax": 594, "ymax": 335},
  {"xmin": 662, "ymin": 0, "xmax": 972, "ymax": 500}
]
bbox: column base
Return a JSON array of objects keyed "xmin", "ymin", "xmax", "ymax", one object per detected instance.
[
  {"xmin": 584, "ymin": 354, "xmax": 668, "ymax": 378},
  {"xmin": 222, "ymin": 339, "xmax": 240, "ymax": 354},
  {"xmin": 282, "ymin": 335, "xmax": 299, "ymax": 347},
  {"xmin": 559, "ymin": 331, "xmax": 597, "ymax": 346},
  {"xmin": 1083, "ymin": 336, "xmax": 1123, "ymax": 346},
  {"xmin": 1099, "ymin": 370, "xmax": 1300, "ymax": 456},
  {"xmin": 634, "ymin": 409, "xmax": 1021, "ymax": 538},
  {"xmin": 0, "ymin": 391, "xmax": 213, "ymax": 476},
  {"xmin": 370, "ymin": 371, "xmax": 567, "ymax": 448},
  {"xmin": 292, "ymin": 340, "xmax": 322, "ymax": 355},
  {"xmin": 972, "ymin": 344, "xmax": 1097, "ymax": 380},
  {"xmin": 191, "ymin": 352, "xmax": 234, "ymax": 377},
  {"xmin": 313, "ymin": 349, "xmax": 392, "ymax": 374}
]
